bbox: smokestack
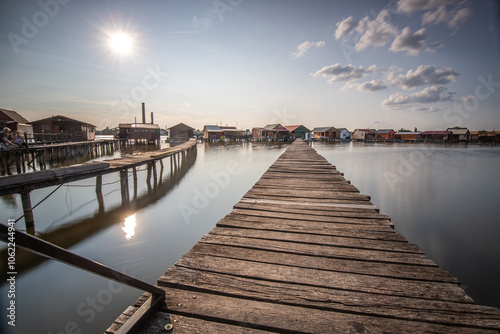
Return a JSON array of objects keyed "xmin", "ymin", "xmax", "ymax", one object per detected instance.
[
  {"xmin": 151, "ymin": 112, "xmax": 154, "ymax": 124},
  {"xmin": 142, "ymin": 103, "xmax": 146, "ymax": 124}
]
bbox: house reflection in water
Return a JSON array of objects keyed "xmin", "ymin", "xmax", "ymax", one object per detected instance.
[{"xmin": 122, "ymin": 213, "xmax": 137, "ymax": 240}]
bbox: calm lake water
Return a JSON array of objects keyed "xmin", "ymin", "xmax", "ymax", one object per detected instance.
[{"xmin": 1, "ymin": 141, "xmax": 499, "ymax": 333}]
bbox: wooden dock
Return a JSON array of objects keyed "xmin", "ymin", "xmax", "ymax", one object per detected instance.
[
  {"xmin": 108, "ymin": 139, "xmax": 500, "ymax": 333},
  {"xmin": 0, "ymin": 139, "xmax": 121, "ymax": 175}
]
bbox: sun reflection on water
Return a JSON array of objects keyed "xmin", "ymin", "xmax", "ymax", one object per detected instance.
[{"xmin": 122, "ymin": 214, "xmax": 137, "ymax": 240}]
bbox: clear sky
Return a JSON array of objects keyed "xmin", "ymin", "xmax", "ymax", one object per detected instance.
[{"xmin": 1, "ymin": 0, "xmax": 499, "ymax": 131}]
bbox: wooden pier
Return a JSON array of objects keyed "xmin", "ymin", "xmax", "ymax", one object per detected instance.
[
  {"xmin": 0, "ymin": 139, "xmax": 197, "ymax": 234},
  {"xmin": 108, "ymin": 140, "xmax": 500, "ymax": 333},
  {"xmin": 0, "ymin": 139, "xmax": 122, "ymax": 175}
]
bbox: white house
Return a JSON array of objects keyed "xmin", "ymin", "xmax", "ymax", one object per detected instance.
[{"xmin": 338, "ymin": 128, "xmax": 351, "ymax": 140}]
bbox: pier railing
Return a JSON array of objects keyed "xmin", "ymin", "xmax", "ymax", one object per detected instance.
[{"xmin": 0, "ymin": 223, "xmax": 165, "ymax": 333}]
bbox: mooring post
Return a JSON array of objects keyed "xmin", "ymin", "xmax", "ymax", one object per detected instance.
[
  {"xmin": 152, "ymin": 160, "xmax": 157, "ymax": 185},
  {"xmin": 132, "ymin": 166, "xmax": 138, "ymax": 198},
  {"xmin": 96, "ymin": 175, "xmax": 102, "ymax": 193},
  {"xmin": 120, "ymin": 169, "xmax": 129, "ymax": 205},
  {"xmin": 20, "ymin": 191, "xmax": 35, "ymax": 234}
]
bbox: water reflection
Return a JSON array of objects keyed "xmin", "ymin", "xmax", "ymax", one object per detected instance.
[
  {"xmin": 0, "ymin": 146, "xmax": 197, "ymax": 281},
  {"xmin": 122, "ymin": 214, "xmax": 137, "ymax": 240}
]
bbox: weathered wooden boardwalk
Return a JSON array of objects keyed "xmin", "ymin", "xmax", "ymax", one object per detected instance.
[
  {"xmin": 108, "ymin": 140, "xmax": 500, "ymax": 333},
  {"xmin": 0, "ymin": 139, "xmax": 196, "ymax": 196}
]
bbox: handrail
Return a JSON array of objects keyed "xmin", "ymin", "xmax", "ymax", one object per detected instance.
[{"xmin": 0, "ymin": 222, "xmax": 165, "ymax": 333}]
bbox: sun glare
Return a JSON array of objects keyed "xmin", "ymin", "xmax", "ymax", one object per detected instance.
[{"xmin": 108, "ymin": 32, "xmax": 133, "ymax": 55}]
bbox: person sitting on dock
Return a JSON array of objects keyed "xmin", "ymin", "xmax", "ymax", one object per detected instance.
[
  {"xmin": 13, "ymin": 130, "xmax": 28, "ymax": 147},
  {"xmin": 0, "ymin": 127, "xmax": 19, "ymax": 149}
]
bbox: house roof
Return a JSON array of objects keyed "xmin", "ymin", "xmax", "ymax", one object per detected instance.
[
  {"xmin": 204, "ymin": 125, "xmax": 222, "ymax": 132},
  {"xmin": 219, "ymin": 126, "xmax": 237, "ymax": 130},
  {"xmin": 337, "ymin": 128, "xmax": 350, "ymax": 132},
  {"xmin": 0, "ymin": 108, "xmax": 30, "ymax": 124},
  {"xmin": 31, "ymin": 115, "xmax": 96, "ymax": 127},
  {"xmin": 168, "ymin": 122, "xmax": 195, "ymax": 130},
  {"xmin": 284, "ymin": 125, "xmax": 300, "ymax": 132},
  {"xmin": 263, "ymin": 124, "xmax": 284, "ymax": 130},
  {"xmin": 422, "ymin": 131, "xmax": 452, "ymax": 135},
  {"xmin": 311, "ymin": 127, "xmax": 337, "ymax": 132},
  {"xmin": 447, "ymin": 128, "xmax": 469, "ymax": 135},
  {"xmin": 285, "ymin": 125, "xmax": 310, "ymax": 132},
  {"xmin": 377, "ymin": 129, "xmax": 394, "ymax": 134}
]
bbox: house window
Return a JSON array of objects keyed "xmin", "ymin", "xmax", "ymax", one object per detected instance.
[{"xmin": 42, "ymin": 124, "xmax": 49, "ymax": 130}]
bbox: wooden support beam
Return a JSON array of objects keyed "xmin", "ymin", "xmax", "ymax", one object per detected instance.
[
  {"xmin": 20, "ymin": 191, "xmax": 35, "ymax": 234},
  {"xmin": 96, "ymin": 175, "xmax": 102, "ymax": 193},
  {"xmin": 133, "ymin": 167, "xmax": 138, "ymax": 199},
  {"xmin": 120, "ymin": 169, "xmax": 129, "ymax": 205}
]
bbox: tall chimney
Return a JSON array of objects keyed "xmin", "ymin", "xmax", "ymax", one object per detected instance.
[
  {"xmin": 142, "ymin": 103, "xmax": 146, "ymax": 124},
  {"xmin": 151, "ymin": 112, "xmax": 154, "ymax": 124}
]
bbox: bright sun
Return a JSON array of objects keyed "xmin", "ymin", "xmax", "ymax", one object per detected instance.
[{"xmin": 108, "ymin": 32, "xmax": 133, "ymax": 55}]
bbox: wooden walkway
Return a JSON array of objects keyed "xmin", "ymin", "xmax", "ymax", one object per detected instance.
[
  {"xmin": 108, "ymin": 140, "xmax": 500, "ymax": 333},
  {"xmin": 0, "ymin": 139, "xmax": 196, "ymax": 196}
]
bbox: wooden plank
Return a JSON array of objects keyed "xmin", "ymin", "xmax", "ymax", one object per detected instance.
[
  {"xmin": 210, "ymin": 226, "xmax": 424, "ymax": 254},
  {"xmin": 187, "ymin": 242, "xmax": 457, "ymax": 282},
  {"xmin": 0, "ymin": 162, "xmax": 109, "ymax": 187},
  {"xmin": 230, "ymin": 208, "xmax": 393, "ymax": 226},
  {"xmin": 161, "ymin": 288, "xmax": 495, "ymax": 333},
  {"xmin": 199, "ymin": 234, "xmax": 437, "ymax": 266},
  {"xmin": 217, "ymin": 217, "xmax": 404, "ymax": 241},
  {"xmin": 174, "ymin": 252, "xmax": 471, "ymax": 302},
  {"xmin": 235, "ymin": 200, "xmax": 384, "ymax": 216},
  {"xmin": 160, "ymin": 266, "xmax": 500, "ymax": 330}
]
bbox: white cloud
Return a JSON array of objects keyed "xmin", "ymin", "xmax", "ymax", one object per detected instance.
[
  {"xmin": 423, "ymin": 6, "xmax": 472, "ymax": 32},
  {"xmin": 335, "ymin": 16, "xmax": 358, "ymax": 39},
  {"xmin": 293, "ymin": 40, "xmax": 325, "ymax": 59},
  {"xmin": 355, "ymin": 10, "xmax": 399, "ymax": 51},
  {"xmin": 387, "ymin": 65, "xmax": 459, "ymax": 89},
  {"xmin": 311, "ymin": 63, "xmax": 376, "ymax": 84},
  {"xmin": 382, "ymin": 86, "xmax": 455, "ymax": 107},
  {"xmin": 396, "ymin": 0, "xmax": 455, "ymax": 15},
  {"xmin": 343, "ymin": 80, "xmax": 387, "ymax": 92},
  {"xmin": 389, "ymin": 27, "xmax": 441, "ymax": 55},
  {"xmin": 397, "ymin": 0, "xmax": 471, "ymax": 33},
  {"xmin": 412, "ymin": 106, "xmax": 442, "ymax": 113}
]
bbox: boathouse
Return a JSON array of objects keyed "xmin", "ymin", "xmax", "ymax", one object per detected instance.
[
  {"xmin": 0, "ymin": 108, "xmax": 33, "ymax": 138},
  {"xmin": 284, "ymin": 125, "xmax": 310, "ymax": 139},
  {"xmin": 338, "ymin": 128, "xmax": 351, "ymax": 140},
  {"xmin": 394, "ymin": 131, "xmax": 422, "ymax": 141},
  {"xmin": 352, "ymin": 129, "xmax": 377, "ymax": 141},
  {"xmin": 203, "ymin": 125, "xmax": 223, "ymax": 140},
  {"xmin": 30, "ymin": 115, "xmax": 95, "ymax": 141},
  {"xmin": 262, "ymin": 124, "xmax": 291, "ymax": 139},
  {"xmin": 377, "ymin": 129, "xmax": 395, "ymax": 141},
  {"xmin": 311, "ymin": 127, "xmax": 340, "ymax": 140},
  {"xmin": 220, "ymin": 126, "xmax": 243, "ymax": 140},
  {"xmin": 168, "ymin": 123, "xmax": 195, "ymax": 140},
  {"xmin": 421, "ymin": 131, "xmax": 453, "ymax": 142},
  {"xmin": 447, "ymin": 127, "xmax": 470, "ymax": 141}
]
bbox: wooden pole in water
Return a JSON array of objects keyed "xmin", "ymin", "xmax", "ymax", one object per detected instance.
[
  {"xmin": 120, "ymin": 169, "xmax": 129, "ymax": 205},
  {"xmin": 96, "ymin": 175, "xmax": 102, "ymax": 193},
  {"xmin": 152, "ymin": 160, "xmax": 157, "ymax": 185},
  {"xmin": 132, "ymin": 166, "xmax": 138, "ymax": 199},
  {"xmin": 20, "ymin": 191, "xmax": 35, "ymax": 234},
  {"xmin": 95, "ymin": 175, "xmax": 104, "ymax": 213}
]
